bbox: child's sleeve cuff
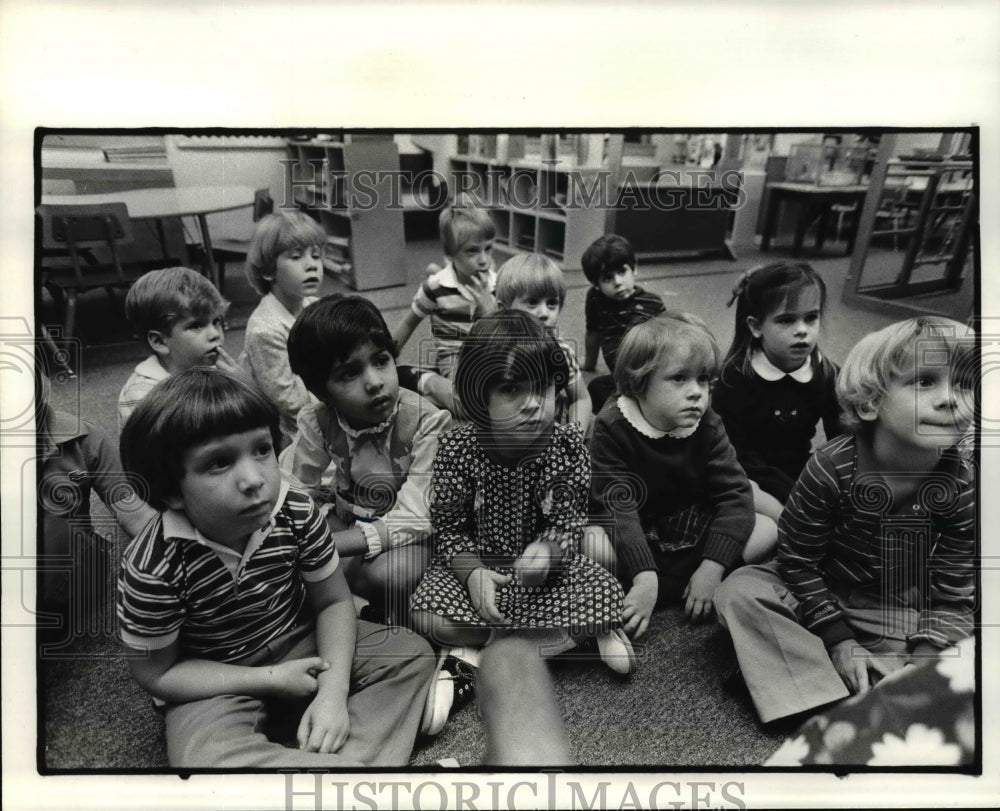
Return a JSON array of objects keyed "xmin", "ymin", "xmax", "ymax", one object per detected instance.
[{"xmin": 358, "ymin": 521, "xmax": 384, "ymax": 559}]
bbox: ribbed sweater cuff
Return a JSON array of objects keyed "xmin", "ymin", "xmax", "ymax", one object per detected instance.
[
  {"xmin": 702, "ymin": 533, "xmax": 746, "ymax": 571},
  {"xmin": 817, "ymin": 619, "xmax": 856, "ymax": 650},
  {"xmin": 619, "ymin": 542, "xmax": 659, "ymax": 583}
]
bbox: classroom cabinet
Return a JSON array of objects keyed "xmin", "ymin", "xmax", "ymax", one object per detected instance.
[{"xmin": 285, "ymin": 138, "xmax": 408, "ymax": 291}]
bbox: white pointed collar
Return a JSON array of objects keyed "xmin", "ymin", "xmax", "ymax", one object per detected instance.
[
  {"xmin": 750, "ymin": 349, "xmax": 815, "ymax": 383},
  {"xmin": 618, "ymin": 395, "xmax": 699, "ymax": 440}
]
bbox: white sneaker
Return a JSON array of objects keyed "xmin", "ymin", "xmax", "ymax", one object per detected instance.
[
  {"xmin": 420, "ymin": 648, "xmax": 478, "ymax": 737},
  {"xmin": 595, "ymin": 628, "xmax": 637, "ymax": 675}
]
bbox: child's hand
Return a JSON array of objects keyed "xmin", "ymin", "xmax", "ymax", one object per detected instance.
[
  {"xmin": 622, "ymin": 571, "xmax": 658, "ymax": 638},
  {"xmin": 297, "ymin": 694, "xmax": 351, "ymax": 753},
  {"xmin": 682, "ymin": 559, "xmax": 725, "ymax": 624},
  {"xmin": 265, "ymin": 656, "xmax": 329, "ymax": 700},
  {"xmin": 513, "ymin": 541, "xmax": 554, "ymax": 587},
  {"xmin": 466, "ymin": 272, "xmax": 495, "ymax": 313},
  {"xmin": 466, "ymin": 568, "xmax": 511, "ymax": 625},
  {"xmin": 830, "ymin": 640, "xmax": 898, "ymax": 694},
  {"xmin": 213, "ymin": 347, "xmax": 243, "ymax": 376}
]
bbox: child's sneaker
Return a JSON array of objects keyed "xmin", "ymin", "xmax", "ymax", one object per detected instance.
[
  {"xmin": 595, "ymin": 627, "xmax": 637, "ymax": 675},
  {"xmin": 420, "ymin": 647, "xmax": 478, "ymax": 737}
]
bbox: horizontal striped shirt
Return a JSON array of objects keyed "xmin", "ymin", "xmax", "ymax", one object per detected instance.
[
  {"xmin": 777, "ymin": 433, "xmax": 976, "ymax": 650},
  {"xmin": 410, "ymin": 262, "xmax": 496, "ymax": 377},
  {"xmin": 117, "ymin": 482, "xmax": 339, "ymax": 663}
]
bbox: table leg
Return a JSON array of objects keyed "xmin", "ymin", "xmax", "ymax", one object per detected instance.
[
  {"xmin": 197, "ymin": 214, "xmax": 220, "ymax": 290},
  {"xmin": 814, "ymin": 204, "xmax": 831, "ymax": 250},
  {"xmin": 761, "ymin": 191, "xmax": 781, "ymax": 251},
  {"xmin": 792, "ymin": 199, "xmax": 812, "ymax": 257}
]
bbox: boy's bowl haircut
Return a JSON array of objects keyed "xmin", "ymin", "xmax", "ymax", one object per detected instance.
[
  {"xmin": 287, "ymin": 294, "xmax": 397, "ymax": 401},
  {"xmin": 120, "ymin": 368, "xmax": 281, "ymax": 510},
  {"xmin": 244, "ymin": 211, "xmax": 327, "ymax": 296},
  {"xmin": 495, "ymin": 253, "xmax": 567, "ymax": 308},
  {"xmin": 454, "ymin": 310, "xmax": 569, "ymax": 429}
]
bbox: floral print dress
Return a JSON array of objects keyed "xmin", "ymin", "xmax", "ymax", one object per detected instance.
[{"xmin": 409, "ymin": 422, "xmax": 624, "ymax": 631}]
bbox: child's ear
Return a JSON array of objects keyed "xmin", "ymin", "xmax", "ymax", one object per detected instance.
[
  {"xmin": 147, "ymin": 330, "xmax": 170, "ymax": 358},
  {"xmin": 625, "ymin": 263, "xmax": 636, "ymax": 276},
  {"xmin": 746, "ymin": 316, "xmax": 762, "ymax": 339},
  {"xmin": 856, "ymin": 401, "xmax": 879, "ymax": 422}
]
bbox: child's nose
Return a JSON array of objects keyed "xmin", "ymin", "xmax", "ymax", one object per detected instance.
[
  {"xmin": 363, "ymin": 367, "xmax": 384, "ymax": 391},
  {"xmin": 236, "ymin": 458, "xmax": 266, "ymax": 491}
]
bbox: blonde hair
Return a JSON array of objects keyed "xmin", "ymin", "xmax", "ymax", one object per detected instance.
[
  {"xmin": 837, "ymin": 316, "xmax": 977, "ymax": 431},
  {"xmin": 614, "ymin": 312, "xmax": 721, "ymax": 399},
  {"xmin": 495, "ymin": 253, "xmax": 567, "ymax": 308},
  {"xmin": 245, "ymin": 210, "xmax": 327, "ymax": 295},
  {"xmin": 439, "ymin": 194, "xmax": 495, "ymax": 256}
]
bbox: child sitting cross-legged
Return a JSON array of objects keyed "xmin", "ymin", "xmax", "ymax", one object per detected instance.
[
  {"xmin": 714, "ymin": 316, "xmax": 977, "ymax": 724},
  {"xmin": 588, "ymin": 313, "xmax": 778, "ymax": 640},
  {"xmin": 118, "ymin": 266, "xmax": 239, "ymax": 430},
  {"xmin": 117, "ymin": 368, "xmax": 436, "ymax": 768},
  {"xmin": 279, "ymin": 294, "xmax": 451, "ymax": 625},
  {"xmin": 408, "ymin": 311, "xmax": 632, "ymax": 761}
]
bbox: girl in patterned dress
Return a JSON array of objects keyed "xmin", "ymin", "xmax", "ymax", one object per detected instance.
[{"xmin": 409, "ymin": 310, "xmax": 631, "ymax": 763}]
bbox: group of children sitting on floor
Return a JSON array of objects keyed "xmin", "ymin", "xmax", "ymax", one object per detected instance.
[{"xmin": 36, "ymin": 195, "xmax": 977, "ymax": 768}]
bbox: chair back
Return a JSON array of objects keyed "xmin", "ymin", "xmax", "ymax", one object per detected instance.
[{"xmin": 37, "ymin": 203, "xmax": 134, "ymax": 283}]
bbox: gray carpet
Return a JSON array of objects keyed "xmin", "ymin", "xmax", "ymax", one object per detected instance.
[{"xmin": 38, "ymin": 236, "xmax": 905, "ymax": 770}]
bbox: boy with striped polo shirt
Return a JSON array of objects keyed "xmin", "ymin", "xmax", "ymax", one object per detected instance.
[
  {"xmin": 117, "ymin": 368, "xmax": 435, "ymax": 768},
  {"xmin": 392, "ymin": 195, "xmax": 497, "ymax": 381}
]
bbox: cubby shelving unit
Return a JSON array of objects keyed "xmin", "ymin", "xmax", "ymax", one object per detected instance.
[
  {"xmin": 285, "ymin": 137, "xmax": 408, "ymax": 290},
  {"xmin": 448, "ymin": 135, "xmax": 607, "ymax": 269}
]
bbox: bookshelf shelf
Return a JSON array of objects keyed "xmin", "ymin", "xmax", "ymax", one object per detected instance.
[{"xmin": 285, "ymin": 137, "xmax": 407, "ymax": 291}]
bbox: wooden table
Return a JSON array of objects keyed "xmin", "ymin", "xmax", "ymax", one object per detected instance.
[
  {"xmin": 760, "ymin": 181, "xmax": 869, "ymax": 257},
  {"xmin": 41, "ymin": 185, "xmax": 257, "ymax": 289}
]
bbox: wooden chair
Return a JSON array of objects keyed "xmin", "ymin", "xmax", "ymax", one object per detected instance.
[
  {"xmin": 206, "ymin": 188, "xmax": 274, "ymax": 293},
  {"xmin": 36, "ymin": 202, "xmax": 146, "ymax": 342}
]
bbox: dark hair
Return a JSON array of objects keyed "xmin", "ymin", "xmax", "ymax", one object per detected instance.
[
  {"xmin": 120, "ymin": 368, "xmax": 280, "ymax": 510},
  {"xmin": 722, "ymin": 261, "xmax": 828, "ymax": 380},
  {"xmin": 453, "ymin": 310, "xmax": 569, "ymax": 429},
  {"xmin": 581, "ymin": 234, "xmax": 636, "ymax": 286},
  {"xmin": 287, "ymin": 294, "xmax": 397, "ymax": 401}
]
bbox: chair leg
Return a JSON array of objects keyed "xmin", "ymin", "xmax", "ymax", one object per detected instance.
[{"xmin": 63, "ymin": 290, "xmax": 78, "ymax": 342}]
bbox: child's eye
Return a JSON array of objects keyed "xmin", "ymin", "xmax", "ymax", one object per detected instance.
[
  {"xmin": 913, "ymin": 377, "xmax": 934, "ymax": 388},
  {"xmin": 697, "ymin": 374, "xmax": 712, "ymax": 384},
  {"xmin": 373, "ymin": 353, "xmax": 392, "ymax": 368},
  {"xmin": 254, "ymin": 442, "xmax": 274, "ymax": 458},
  {"xmin": 805, "ymin": 312, "xmax": 821, "ymax": 324},
  {"xmin": 671, "ymin": 374, "xmax": 687, "ymax": 383}
]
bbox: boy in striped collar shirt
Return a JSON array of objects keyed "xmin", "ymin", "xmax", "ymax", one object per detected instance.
[{"xmin": 117, "ymin": 368, "xmax": 435, "ymax": 768}]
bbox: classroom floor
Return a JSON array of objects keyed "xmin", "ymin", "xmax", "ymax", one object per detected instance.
[{"xmin": 36, "ymin": 232, "xmax": 968, "ymax": 770}]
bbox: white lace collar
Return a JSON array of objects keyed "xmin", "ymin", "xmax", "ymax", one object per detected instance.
[
  {"xmin": 618, "ymin": 395, "xmax": 700, "ymax": 440},
  {"xmin": 335, "ymin": 400, "xmax": 401, "ymax": 438},
  {"xmin": 750, "ymin": 349, "xmax": 815, "ymax": 383}
]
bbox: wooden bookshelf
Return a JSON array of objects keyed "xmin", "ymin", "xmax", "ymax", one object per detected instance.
[{"xmin": 285, "ymin": 137, "xmax": 408, "ymax": 290}]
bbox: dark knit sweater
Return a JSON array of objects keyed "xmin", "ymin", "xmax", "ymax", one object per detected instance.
[
  {"xmin": 588, "ymin": 397, "xmax": 754, "ymax": 583},
  {"xmin": 712, "ymin": 354, "xmax": 841, "ymax": 504},
  {"xmin": 584, "ymin": 285, "xmax": 665, "ymax": 372}
]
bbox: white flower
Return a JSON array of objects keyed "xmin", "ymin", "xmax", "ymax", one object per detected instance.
[
  {"xmin": 868, "ymin": 724, "xmax": 962, "ymax": 766},
  {"xmin": 764, "ymin": 734, "xmax": 810, "ymax": 767},
  {"xmin": 936, "ymin": 646, "xmax": 975, "ymax": 693}
]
